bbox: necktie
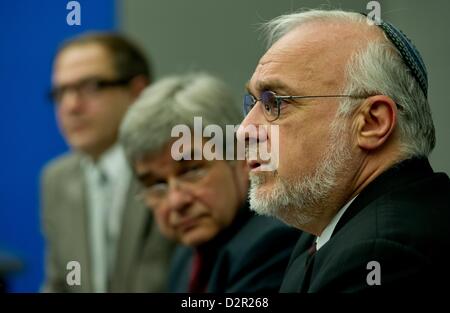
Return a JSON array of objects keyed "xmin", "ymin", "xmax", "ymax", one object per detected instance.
[
  {"xmin": 306, "ymin": 241, "xmax": 317, "ymax": 263},
  {"xmin": 98, "ymin": 169, "xmax": 113, "ymax": 290},
  {"xmin": 301, "ymin": 241, "xmax": 317, "ymax": 291},
  {"xmin": 188, "ymin": 251, "xmax": 207, "ymax": 293}
]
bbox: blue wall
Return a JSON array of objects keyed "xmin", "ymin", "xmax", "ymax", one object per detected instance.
[{"xmin": 0, "ymin": 0, "xmax": 116, "ymax": 292}]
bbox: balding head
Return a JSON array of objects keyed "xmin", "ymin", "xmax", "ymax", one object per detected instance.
[{"xmin": 265, "ymin": 13, "xmax": 390, "ymax": 92}]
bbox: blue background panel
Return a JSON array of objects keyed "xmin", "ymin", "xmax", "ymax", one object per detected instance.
[{"xmin": 0, "ymin": 0, "xmax": 116, "ymax": 292}]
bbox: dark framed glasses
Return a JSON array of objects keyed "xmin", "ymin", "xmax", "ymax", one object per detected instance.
[
  {"xmin": 243, "ymin": 90, "xmax": 361, "ymax": 122},
  {"xmin": 49, "ymin": 76, "xmax": 133, "ymax": 104}
]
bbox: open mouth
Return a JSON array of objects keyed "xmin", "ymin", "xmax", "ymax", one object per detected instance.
[{"xmin": 248, "ymin": 160, "xmax": 262, "ymax": 171}]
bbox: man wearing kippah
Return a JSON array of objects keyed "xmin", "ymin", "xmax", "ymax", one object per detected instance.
[{"xmin": 238, "ymin": 9, "xmax": 450, "ymax": 292}]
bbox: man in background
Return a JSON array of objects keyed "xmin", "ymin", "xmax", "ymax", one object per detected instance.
[
  {"xmin": 41, "ymin": 32, "xmax": 174, "ymax": 292},
  {"xmin": 119, "ymin": 73, "xmax": 300, "ymax": 292}
]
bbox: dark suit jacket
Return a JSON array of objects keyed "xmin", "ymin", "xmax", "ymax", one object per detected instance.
[
  {"xmin": 41, "ymin": 152, "xmax": 175, "ymax": 292},
  {"xmin": 280, "ymin": 158, "xmax": 450, "ymax": 292},
  {"xmin": 169, "ymin": 205, "xmax": 301, "ymax": 292}
]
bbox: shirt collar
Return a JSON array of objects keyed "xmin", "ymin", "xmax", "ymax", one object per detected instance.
[
  {"xmin": 81, "ymin": 144, "xmax": 129, "ymax": 182},
  {"xmin": 316, "ymin": 196, "xmax": 357, "ymax": 251}
]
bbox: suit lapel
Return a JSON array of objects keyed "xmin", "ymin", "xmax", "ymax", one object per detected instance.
[
  {"xmin": 65, "ymin": 156, "xmax": 92, "ymax": 292},
  {"xmin": 169, "ymin": 247, "xmax": 193, "ymax": 292},
  {"xmin": 280, "ymin": 233, "xmax": 315, "ymax": 292},
  {"xmin": 110, "ymin": 179, "xmax": 149, "ymax": 291}
]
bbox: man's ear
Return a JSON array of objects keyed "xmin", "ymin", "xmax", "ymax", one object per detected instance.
[
  {"xmin": 129, "ymin": 75, "xmax": 149, "ymax": 100},
  {"xmin": 355, "ymin": 95, "xmax": 398, "ymax": 151}
]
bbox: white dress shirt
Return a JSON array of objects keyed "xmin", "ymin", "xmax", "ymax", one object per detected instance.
[
  {"xmin": 82, "ymin": 144, "xmax": 132, "ymax": 292},
  {"xmin": 316, "ymin": 196, "xmax": 357, "ymax": 251}
]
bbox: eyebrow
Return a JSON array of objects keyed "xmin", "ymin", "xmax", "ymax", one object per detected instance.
[
  {"xmin": 246, "ymin": 79, "xmax": 297, "ymax": 96},
  {"xmin": 135, "ymin": 150, "xmax": 203, "ymax": 183},
  {"xmin": 136, "ymin": 171, "xmax": 153, "ymax": 184}
]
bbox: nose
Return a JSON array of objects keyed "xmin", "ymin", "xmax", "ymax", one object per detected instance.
[
  {"xmin": 166, "ymin": 179, "xmax": 194, "ymax": 213},
  {"xmin": 237, "ymin": 103, "xmax": 269, "ymax": 146},
  {"xmin": 58, "ymin": 89, "xmax": 84, "ymax": 114}
]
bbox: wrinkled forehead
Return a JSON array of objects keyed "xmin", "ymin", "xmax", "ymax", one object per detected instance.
[
  {"xmin": 135, "ymin": 139, "xmax": 208, "ymax": 176},
  {"xmin": 251, "ymin": 21, "xmax": 379, "ymax": 93}
]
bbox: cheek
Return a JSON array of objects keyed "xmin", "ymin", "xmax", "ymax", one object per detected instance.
[
  {"xmin": 155, "ymin": 208, "xmax": 169, "ymax": 228},
  {"xmin": 154, "ymin": 206, "xmax": 177, "ymax": 239},
  {"xmin": 275, "ymin": 124, "xmax": 326, "ymax": 179},
  {"xmin": 106, "ymin": 91, "xmax": 132, "ymax": 114},
  {"xmin": 91, "ymin": 93, "xmax": 129, "ymax": 121},
  {"xmin": 56, "ymin": 107, "xmax": 70, "ymax": 126},
  {"xmin": 195, "ymin": 187, "xmax": 236, "ymax": 229},
  {"xmin": 275, "ymin": 125, "xmax": 305, "ymax": 174},
  {"xmin": 90, "ymin": 102, "xmax": 116, "ymax": 121}
]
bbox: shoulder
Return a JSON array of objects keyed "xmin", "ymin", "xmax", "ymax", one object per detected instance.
[
  {"xmin": 168, "ymin": 245, "xmax": 193, "ymax": 292},
  {"xmin": 230, "ymin": 214, "xmax": 300, "ymax": 252},
  {"xmin": 41, "ymin": 152, "xmax": 81, "ymax": 183},
  {"xmin": 213, "ymin": 214, "xmax": 301, "ymax": 292},
  {"xmin": 171, "ymin": 245, "xmax": 193, "ymax": 266},
  {"xmin": 40, "ymin": 152, "xmax": 82, "ymax": 215},
  {"xmin": 310, "ymin": 172, "xmax": 450, "ymax": 291},
  {"xmin": 229, "ymin": 214, "xmax": 301, "ymax": 268},
  {"xmin": 337, "ymin": 171, "xmax": 450, "ymax": 248}
]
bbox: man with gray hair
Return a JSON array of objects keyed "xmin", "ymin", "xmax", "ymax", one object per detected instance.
[
  {"xmin": 120, "ymin": 72, "xmax": 300, "ymax": 292},
  {"xmin": 238, "ymin": 9, "xmax": 450, "ymax": 292}
]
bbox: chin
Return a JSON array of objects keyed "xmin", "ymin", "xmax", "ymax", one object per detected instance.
[
  {"xmin": 249, "ymin": 193, "xmax": 277, "ymax": 217},
  {"xmin": 180, "ymin": 228, "xmax": 215, "ymax": 247},
  {"xmin": 248, "ymin": 169, "xmax": 298, "ymax": 221},
  {"xmin": 249, "ymin": 171, "xmax": 276, "ymax": 192},
  {"xmin": 70, "ymin": 138, "xmax": 107, "ymax": 158},
  {"xmin": 67, "ymin": 136, "xmax": 93, "ymax": 151}
]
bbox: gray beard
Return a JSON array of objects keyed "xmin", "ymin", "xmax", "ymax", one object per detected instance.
[{"xmin": 248, "ymin": 119, "xmax": 352, "ymax": 229}]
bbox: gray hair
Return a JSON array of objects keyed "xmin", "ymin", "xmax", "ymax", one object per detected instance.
[
  {"xmin": 262, "ymin": 9, "xmax": 435, "ymax": 158},
  {"xmin": 119, "ymin": 72, "xmax": 242, "ymax": 162}
]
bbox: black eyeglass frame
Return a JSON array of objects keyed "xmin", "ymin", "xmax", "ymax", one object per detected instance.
[
  {"xmin": 49, "ymin": 76, "xmax": 134, "ymax": 104},
  {"xmin": 243, "ymin": 90, "xmax": 369, "ymax": 122}
]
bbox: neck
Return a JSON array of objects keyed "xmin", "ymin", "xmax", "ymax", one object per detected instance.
[
  {"xmin": 81, "ymin": 142, "xmax": 117, "ymax": 164},
  {"xmin": 349, "ymin": 151, "xmax": 404, "ymax": 201}
]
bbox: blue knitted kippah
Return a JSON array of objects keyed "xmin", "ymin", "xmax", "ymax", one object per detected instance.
[{"xmin": 361, "ymin": 14, "xmax": 428, "ymax": 98}]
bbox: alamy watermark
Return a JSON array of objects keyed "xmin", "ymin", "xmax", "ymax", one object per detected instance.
[
  {"xmin": 366, "ymin": 261, "xmax": 381, "ymax": 286},
  {"xmin": 66, "ymin": 260, "xmax": 81, "ymax": 286},
  {"xmin": 366, "ymin": 1, "xmax": 382, "ymax": 26},
  {"xmin": 170, "ymin": 117, "xmax": 279, "ymax": 171},
  {"xmin": 66, "ymin": 1, "xmax": 81, "ymax": 26}
]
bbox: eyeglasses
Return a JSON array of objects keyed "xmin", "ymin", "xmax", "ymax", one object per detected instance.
[
  {"xmin": 49, "ymin": 76, "xmax": 133, "ymax": 104},
  {"xmin": 137, "ymin": 163, "xmax": 212, "ymax": 206},
  {"xmin": 243, "ymin": 90, "xmax": 363, "ymax": 122}
]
